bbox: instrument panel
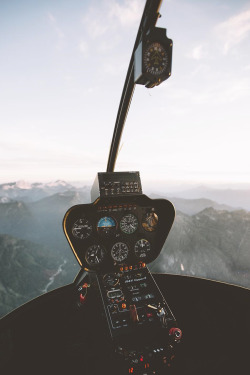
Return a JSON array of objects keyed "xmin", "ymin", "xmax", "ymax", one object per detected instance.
[{"xmin": 63, "ymin": 195, "xmax": 175, "ymax": 272}]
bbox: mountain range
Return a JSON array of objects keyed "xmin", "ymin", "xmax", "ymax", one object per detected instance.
[
  {"xmin": 150, "ymin": 194, "xmax": 236, "ymax": 215},
  {"xmin": 0, "ymin": 180, "xmax": 250, "ymax": 317},
  {"xmin": 0, "ymin": 235, "xmax": 66, "ymax": 317},
  {"xmin": 0, "ymin": 180, "xmax": 90, "ymax": 203},
  {"xmin": 166, "ymin": 185, "xmax": 250, "ymax": 211},
  {"xmin": 150, "ymin": 207, "xmax": 250, "ymax": 288}
]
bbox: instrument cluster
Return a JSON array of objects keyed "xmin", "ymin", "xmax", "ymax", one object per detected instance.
[{"xmin": 63, "ymin": 195, "xmax": 175, "ymax": 272}]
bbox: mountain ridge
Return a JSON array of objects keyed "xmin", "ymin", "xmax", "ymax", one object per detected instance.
[
  {"xmin": 1, "ymin": 182, "xmax": 250, "ymax": 318},
  {"xmin": 149, "ymin": 193, "xmax": 237, "ymax": 215}
]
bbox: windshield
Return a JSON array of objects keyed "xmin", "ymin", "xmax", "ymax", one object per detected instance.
[{"xmin": 0, "ymin": 0, "xmax": 250, "ymax": 318}]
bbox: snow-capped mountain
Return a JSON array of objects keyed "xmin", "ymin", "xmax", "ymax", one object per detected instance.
[{"xmin": 0, "ymin": 180, "xmax": 90, "ymax": 203}]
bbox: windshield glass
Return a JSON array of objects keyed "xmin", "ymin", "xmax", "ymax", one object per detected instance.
[{"xmin": 0, "ymin": 0, "xmax": 250, "ymax": 318}]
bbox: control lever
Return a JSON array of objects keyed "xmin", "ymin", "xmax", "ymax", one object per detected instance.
[
  {"xmin": 147, "ymin": 303, "xmax": 167, "ymax": 327},
  {"xmin": 129, "ymin": 304, "xmax": 139, "ymax": 323},
  {"xmin": 77, "ymin": 283, "xmax": 90, "ymax": 306}
]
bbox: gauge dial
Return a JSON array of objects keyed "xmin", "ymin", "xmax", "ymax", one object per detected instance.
[
  {"xmin": 97, "ymin": 216, "xmax": 116, "ymax": 236},
  {"xmin": 142, "ymin": 212, "xmax": 158, "ymax": 232},
  {"xmin": 111, "ymin": 242, "xmax": 129, "ymax": 262},
  {"xmin": 85, "ymin": 244, "xmax": 105, "ymax": 266},
  {"xmin": 120, "ymin": 214, "xmax": 138, "ymax": 234},
  {"xmin": 144, "ymin": 42, "xmax": 168, "ymax": 76},
  {"xmin": 103, "ymin": 274, "xmax": 119, "ymax": 287},
  {"xmin": 134, "ymin": 239, "xmax": 151, "ymax": 259},
  {"xmin": 72, "ymin": 218, "xmax": 92, "ymax": 239}
]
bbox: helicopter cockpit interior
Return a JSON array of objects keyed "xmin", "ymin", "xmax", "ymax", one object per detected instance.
[{"xmin": 0, "ymin": 1, "xmax": 250, "ymax": 375}]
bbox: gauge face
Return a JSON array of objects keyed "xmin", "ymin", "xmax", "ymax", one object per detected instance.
[
  {"xmin": 111, "ymin": 242, "xmax": 129, "ymax": 262},
  {"xmin": 144, "ymin": 42, "xmax": 168, "ymax": 76},
  {"xmin": 103, "ymin": 274, "xmax": 119, "ymax": 287},
  {"xmin": 120, "ymin": 214, "xmax": 138, "ymax": 234},
  {"xmin": 72, "ymin": 218, "xmax": 92, "ymax": 239},
  {"xmin": 85, "ymin": 244, "xmax": 105, "ymax": 266},
  {"xmin": 97, "ymin": 216, "xmax": 116, "ymax": 236},
  {"xmin": 134, "ymin": 239, "xmax": 151, "ymax": 259},
  {"xmin": 142, "ymin": 212, "xmax": 158, "ymax": 232}
]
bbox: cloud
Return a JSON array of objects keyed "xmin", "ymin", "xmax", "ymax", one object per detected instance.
[
  {"xmin": 214, "ymin": 8, "xmax": 250, "ymax": 54},
  {"xmin": 48, "ymin": 12, "xmax": 64, "ymax": 38},
  {"xmin": 78, "ymin": 40, "xmax": 89, "ymax": 56},
  {"xmin": 192, "ymin": 78, "xmax": 249, "ymax": 105},
  {"xmin": 188, "ymin": 44, "xmax": 208, "ymax": 60},
  {"xmin": 47, "ymin": 12, "xmax": 65, "ymax": 49},
  {"xmin": 82, "ymin": 0, "xmax": 144, "ymax": 39},
  {"xmin": 108, "ymin": 0, "xmax": 144, "ymax": 27},
  {"xmin": 102, "ymin": 61, "xmax": 127, "ymax": 76},
  {"xmin": 82, "ymin": 6, "xmax": 109, "ymax": 38}
]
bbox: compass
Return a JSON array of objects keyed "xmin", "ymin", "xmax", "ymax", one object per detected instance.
[
  {"xmin": 144, "ymin": 42, "xmax": 168, "ymax": 76},
  {"xmin": 134, "ymin": 27, "xmax": 173, "ymax": 88}
]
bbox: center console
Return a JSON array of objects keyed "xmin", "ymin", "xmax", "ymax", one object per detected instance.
[{"xmin": 96, "ymin": 264, "xmax": 182, "ymax": 374}]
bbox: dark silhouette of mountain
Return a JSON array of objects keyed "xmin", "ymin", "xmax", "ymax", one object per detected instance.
[
  {"xmin": 0, "ymin": 234, "xmax": 72, "ymax": 317},
  {"xmin": 0, "ymin": 201, "xmax": 34, "ymax": 239},
  {"xmin": 166, "ymin": 186, "xmax": 250, "ymax": 211},
  {"xmin": 150, "ymin": 193, "xmax": 235, "ymax": 215},
  {"xmin": 0, "ymin": 190, "xmax": 90, "ymax": 250},
  {"xmin": 27, "ymin": 191, "xmax": 90, "ymax": 249},
  {"xmin": 150, "ymin": 208, "xmax": 250, "ymax": 288}
]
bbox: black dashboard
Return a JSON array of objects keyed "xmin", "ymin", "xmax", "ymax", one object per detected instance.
[
  {"xmin": 63, "ymin": 194, "xmax": 175, "ymax": 272},
  {"xmin": 63, "ymin": 193, "xmax": 179, "ymax": 374},
  {"xmin": 1, "ymin": 274, "xmax": 250, "ymax": 375}
]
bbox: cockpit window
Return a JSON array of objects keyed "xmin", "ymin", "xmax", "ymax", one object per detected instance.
[{"xmin": 0, "ymin": 0, "xmax": 250, "ymax": 319}]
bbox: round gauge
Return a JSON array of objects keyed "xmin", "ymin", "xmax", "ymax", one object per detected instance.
[
  {"xmin": 97, "ymin": 216, "xmax": 116, "ymax": 236},
  {"xmin": 103, "ymin": 274, "xmax": 119, "ymax": 287},
  {"xmin": 120, "ymin": 214, "xmax": 138, "ymax": 234},
  {"xmin": 72, "ymin": 218, "xmax": 92, "ymax": 239},
  {"xmin": 111, "ymin": 242, "xmax": 129, "ymax": 262},
  {"xmin": 85, "ymin": 244, "xmax": 105, "ymax": 266},
  {"xmin": 144, "ymin": 42, "xmax": 168, "ymax": 76},
  {"xmin": 134, "ymin": 239, "xmax": 151, "ymax": 259},
  {"xmin": 142, "ymin": 212, "xmax": 158, "ymax": 232}
]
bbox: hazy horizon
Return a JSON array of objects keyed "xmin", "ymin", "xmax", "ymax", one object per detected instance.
[{"xmin": 1, "ymin": 177, "xmax": 250, "ymax": 193}]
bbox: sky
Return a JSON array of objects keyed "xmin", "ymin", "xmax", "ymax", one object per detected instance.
[{"xmin": 1, "ymin": 0, "xmax": 250, "ymax": 188}]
